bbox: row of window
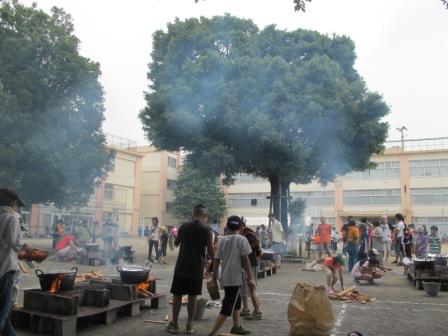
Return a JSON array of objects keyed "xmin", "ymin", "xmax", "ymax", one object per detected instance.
[
  {"xmin": 232, "ymin": 159, "xmax": 448, "ymax": 184},
  {"xmin": 411, "ymin": 188, "xmax": 448, "ymax": 205},
  {"xmin": 344, "ymin": 161, "xmax": 400, "ymax": 179},
  {"xmin": 409, "ymin": 159, "xmax": 448, "ymax": 177}
]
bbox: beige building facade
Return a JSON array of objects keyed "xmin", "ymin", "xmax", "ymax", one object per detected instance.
[
  {"xmin": 28, "ymin": 135, "xmax": 143, "ymax": 235},
  {"xmin": 138, "ymin": 146, "xmax": 181, "ymax": 228},
  {"xmin": 226, "ymin": 137, "xmax": 448, "ymax": 234}
]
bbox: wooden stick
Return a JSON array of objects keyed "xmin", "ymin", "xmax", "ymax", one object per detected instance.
[
  {"xmin": 336, "ymin": 285, "xmax": 356, "ymax": 298},
  {"xmin": 144, "ymin": 320, "xmax": 167, "ymax": 324}
]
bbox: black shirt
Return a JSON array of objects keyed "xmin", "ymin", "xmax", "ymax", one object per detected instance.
[{"xmin": 174, "ymin": 220, "xmax": 210, "ymax": 279}]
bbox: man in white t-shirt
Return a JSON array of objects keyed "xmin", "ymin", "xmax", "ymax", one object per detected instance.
[
  {"xmin": 268, "ymin": 213, "xmax": 285, "ymax": 254},
  {"xmin": 392, "ymin": 213, "xmax": 406, "ymax": 264}
]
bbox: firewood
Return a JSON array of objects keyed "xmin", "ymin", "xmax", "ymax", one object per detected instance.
[
  {"xmin": 144, "ymin": 320, "xmax": 167, "ymax": 324},
  {"xmin": 336, "ymin": 286, "xmax": 356, "ymax": 298}
]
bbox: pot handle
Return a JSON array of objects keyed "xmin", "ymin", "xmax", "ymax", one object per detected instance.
[
  {"xmin": 70, "ymin": 266, "xmax": 78, "ymax": 273},
  {"xmin": 117, "ymin": 266, "xmax": 122, "ymax": 272},
  {"xmin": 35, "ymin": 269, "xmax": 44, "ymax": 277}
]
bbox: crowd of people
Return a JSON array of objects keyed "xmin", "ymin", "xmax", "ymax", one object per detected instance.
[{"xmin": 304, "ymin": 214, "xmax": 445, "ymax": 294}]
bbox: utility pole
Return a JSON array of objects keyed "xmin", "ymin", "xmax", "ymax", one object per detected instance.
[{"xmin": 396, "ymin": 126, "xmax": 408, "ymax": 150}]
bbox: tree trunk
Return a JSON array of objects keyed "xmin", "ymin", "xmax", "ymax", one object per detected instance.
[{"xmin": 268, "ymin": 176, "xmax": 290, "ymax": 234}]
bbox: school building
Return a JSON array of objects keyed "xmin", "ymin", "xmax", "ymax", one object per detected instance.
[{"xmin": 226, "ymin": 137, "xmax": 448, "ymax": 234}]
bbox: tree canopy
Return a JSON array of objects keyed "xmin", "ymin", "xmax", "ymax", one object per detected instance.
[
  {"xmin": 173, "ymin": 162, "xmax": 227, "ymax": 221},
  {"xmin": 140, "ymin": 15, "xmax": 389, "ymax": 228},
  {"xmin": 0, "ymin": 0, "xmax": 113, "ymax": 206}
]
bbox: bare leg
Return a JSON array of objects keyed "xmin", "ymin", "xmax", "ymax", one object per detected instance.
[
  {"xmin": 249, "ymin": 288, "xmax": 261, "ymax": 313},
  {"xmin": 232, "ymin": 309, "xmax": 241, "ymax": 328},
  {"xmin": 171, "ymin": 295, "xmax": 182, "ymax": 326},
  {"xmin": 209, "ymin": 314, "xmax": 227, "ymax": 336},
  {"xmin": 241, "ymin": 295, "xmax": 249, "ymax": 312},
  {"xmin": 187, "ymin": 295, "xmax": 197, "ymax": 326}
]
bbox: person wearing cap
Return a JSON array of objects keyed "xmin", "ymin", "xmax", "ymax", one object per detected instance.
[
  {"xmin": 208, "ymin": 216, "xmax": 255, "ymax": 336},
  {"xmin": 0, "ymin": 188, "xmax": 32, "ymax": 336},
  {"xmin": 316, "ymin": 253, "xmax": 345, "ymax": 295}
]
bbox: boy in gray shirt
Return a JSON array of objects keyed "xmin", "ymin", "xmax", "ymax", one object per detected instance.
[{"xmin": 208, "ymin": 216, "xmax": 255, "ymax": 336}]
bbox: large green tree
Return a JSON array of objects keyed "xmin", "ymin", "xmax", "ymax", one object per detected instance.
[
  {"xmin": 173, "ymin": 162, "xmax": 227, "ymax": 221},
  {"xmin": 0, "ymin": 1, "xmax": 113, "ymax": 206},
  {"xmin": 140, "ymin": 15, "xmax": 389, "ymax": 230}
]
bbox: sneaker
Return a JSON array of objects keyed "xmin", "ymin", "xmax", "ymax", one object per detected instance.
[
  {"xmin": 369, "ymin": 279, "xmax": 378, "ymax": 285},
  {"xmin": 185, "ymin": 323, "xmax": 195, "ymax": 334},
  {"xmin": 354, "ymin": 278, "xmax": 361, "ymax": 285},
  {"xmin": 244, "ymin": 311, "xmax": 262, "ymax": 321},
  {"xmin": 165, "ymin": 322, "xmax": 179, "ymax": 334},
  {"xmin": 230, "ymin": 326, "xmax": 251, "ymax": 335},
  {"xmin": 240, "ymin": 310, "xmax": 251, "ymax": 317}
]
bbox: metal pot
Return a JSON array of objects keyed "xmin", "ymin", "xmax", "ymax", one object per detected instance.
[
  {"xmin": 35, "ymin": 267, "xmax": 78, "ymax": 291},
  {"xmin": 117, "ymin": 265, "xmax": 150, "ymax": 284}
]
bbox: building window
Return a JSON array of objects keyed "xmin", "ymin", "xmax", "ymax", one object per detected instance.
[
  {"xmin": 168, "ymin": 157, "xmax": 177, "ymax": 168},
  {"xmin": 233, "ymin": 174, "xmax": 266, "ymax": 184},
  {"xmin": 227, "ymin": 193, "xmax": 271, "ymax": 208},
  {"xmin": 290, "ymin": 191, "xmax": 335, "ymax": 206},
  {"xmin": 167, "ymin": 179, "xmax": 177, "ymax": 190},
  {"xmin": 411, "ymin": 188, "xmax": 448, "ymax": 205},
  {"xmin": 104, "ymin": 183, "xmax": 114, "ymax": 200},
  {"xmin": 166, "ymin": 202, "xmax": 175, "ymax": 214},
  {"xmin": 409, "ymin": 159, "xmax": 448, "ymax": 177},
  {"xmin": 343, "ymin": 189, "xmax": 400, "ymax": 206},
  {"xmin": 344, "ymin": 161, "xmax": 400, "ymax": 179}
]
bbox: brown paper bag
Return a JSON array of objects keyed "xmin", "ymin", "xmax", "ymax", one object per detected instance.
[
  {"xmin": 287, "ymin": 283, "xmax": 334, "ymax": 336},
  {"xmin": 206, "ymin": 280, "xmax": 220, "ymax": 300}
]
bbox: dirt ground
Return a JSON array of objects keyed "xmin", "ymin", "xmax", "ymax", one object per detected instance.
[{"xmin": 14, "ymin": 237, "xmax": 448, "ymax": 336}]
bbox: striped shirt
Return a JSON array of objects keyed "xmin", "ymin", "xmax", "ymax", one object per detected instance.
[{"xmin": 428, "ymin": 235, "xmax": 441, "ymax": 254}]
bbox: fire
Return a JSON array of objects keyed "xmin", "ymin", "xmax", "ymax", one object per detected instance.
[
  {"xmin": 49, "ymin": 278, "xmax": 62, "ymax": 294},
  {"xmin": 137, "ymin": 281, "xmax": 150, "ymax": 291},
  {"xmin": 136, "ymin": 281, "xmax": 153, "ymax": 298}
]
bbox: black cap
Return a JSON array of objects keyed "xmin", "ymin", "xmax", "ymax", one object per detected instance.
[{"xmin": 0, "ymin": 188, "xmax": 25, "ymax": 207}]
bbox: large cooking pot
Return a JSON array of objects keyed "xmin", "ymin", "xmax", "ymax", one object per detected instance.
[
  {"xmin": 35, "ymin": 267, "xmax": 78, "ymax": 291},
  {"xmin": 117, "ymin": 265, "xmax": 150, "ymax": 284}
]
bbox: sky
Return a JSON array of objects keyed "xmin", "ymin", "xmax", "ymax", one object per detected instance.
[{"xmin": 27, "ymin": 0, "xmax": 448, "ymax": 145}]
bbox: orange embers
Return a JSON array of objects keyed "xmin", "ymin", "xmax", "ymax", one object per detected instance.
[
  {"xmin": 49, "ymin": 277, "xmax": 62, "ymax": 294},
  {"xmin": 136, "ymin": 281, "xmax": 153, "ymax": 298}
]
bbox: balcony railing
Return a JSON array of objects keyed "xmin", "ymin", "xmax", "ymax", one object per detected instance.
[
  {"xmin": 105, "ymin": 133, "xmax": 137, "ymax": 151},
  {"xmin": 385, "ymin": 137, "xmax": 448, "ymax": 152}
]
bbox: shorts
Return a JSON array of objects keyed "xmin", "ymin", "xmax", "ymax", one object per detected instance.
[
  {"xmin": 241, "ymin": 266, "xmax": 258, "ymax": 297},
  {"xmin": 170, "ymin": 275, "xmax": 203, "ymax": 296},
  {"xmin": 319, "ymin": 242, "xmax": 330, "ymax": 252},
  {"xmin": 220, "ymin": 286, "xmax": 242, "ymax": 317},
  {"xmin": 385, "ymin": 241, "xmax": 391, "ymax": 252}
]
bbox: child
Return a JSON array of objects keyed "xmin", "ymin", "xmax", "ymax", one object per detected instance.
[
  {"xmin": 208, "ymin": 216, "xmax": 255, "ymax": 336},
  {"xmin": 357, "ymin": 224, "xmax": 369, "ymax": 261},
  {"xmin": 351, "ymin": 253, "xmax": 386, "ymax": 285},
  {"xmin": 159, "ymin": 226, "xmax": 169, "ymax": 264},
  {"xmin": 428, "ymin": 225, "xmax": 441, "ymax": 255},
  {"xmin": 316, "ymin": 253, "xmax": 345, "ymax": 295},
  {"xmin": 331, "ymin": 227, "xmax": 339, "ymax": 252},
  {"xmin": 401, "ymin": 228, "xmax": 413, "ymax": 275}
]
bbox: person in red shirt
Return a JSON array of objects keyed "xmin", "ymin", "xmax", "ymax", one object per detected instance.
[
  {"xmin": 55, "ymin": 235, "xmax": 78, "ymax": 261},
  {"xmin": 314, "ymin": 253, "xmax": 345, "ymax": 294},
  {"xmin": 316, "ymin": 217, "xmax": 332, "ymax": 258}
]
